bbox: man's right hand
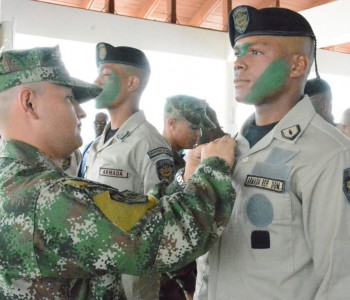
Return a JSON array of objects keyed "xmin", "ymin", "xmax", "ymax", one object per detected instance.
[{"xmin": 184, "ymin": 135, "xmax": 236, "ymax": 182}]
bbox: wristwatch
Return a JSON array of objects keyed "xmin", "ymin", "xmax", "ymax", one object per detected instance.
[{"xmin": 175, "ymin": 168, "xmax": 186, "ymax": 189}]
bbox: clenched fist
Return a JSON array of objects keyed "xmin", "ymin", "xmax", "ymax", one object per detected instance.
[{"xmin": 184, "ymin": 135, "xmax": 237, "ymax": 182}]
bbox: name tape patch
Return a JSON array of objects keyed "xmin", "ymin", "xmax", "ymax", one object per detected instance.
[
  {"xmin": 245, "ymin": 175, "xmax": 284, "ymax": 193},
  {"xmin": 99, "ymin": 168, "xmax": 128, "ymax": 178}
]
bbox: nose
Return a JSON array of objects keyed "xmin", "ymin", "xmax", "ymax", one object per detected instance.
[
  {"xmin": 75, "ymin": 102, "xmax": 87, "ymax": 119},
  {"xmin": 94, "ymin": 74, "xmax": 104, "ymax": 87},
  {"xmin": 234, "ymin": 57, "xmax": 247, "ymax": 72}
]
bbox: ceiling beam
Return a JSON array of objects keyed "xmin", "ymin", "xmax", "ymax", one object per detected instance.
[
  {"xmin": 188, "ymin": 0, "xmax": 221, "ymax": 27},
  {"xmin": 107, "ymin": 0, "xmax": 115, "ymax": 13},
  {"xmin": 135, "ymin": 0, "xmax": 161, "ymax": 19},
  {"xmin": 222, "ymin": 0, "xmax": 232, "ymax": 31},
  {"xmin": 167, "ymin": 0, "xmax": 177, "ymax": 23},
  {"xmin": 81, "ymin": 0, "xmax": 95, "ymax": 9}
]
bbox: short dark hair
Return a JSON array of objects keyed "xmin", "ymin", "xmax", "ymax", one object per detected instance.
[{"xmin": 304, "ymin": 78, "xmax": 331, "ymax": 97}]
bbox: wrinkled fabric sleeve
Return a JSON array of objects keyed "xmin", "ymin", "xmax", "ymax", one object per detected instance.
[
  {"xmin": 35, "ymin": 157, "xmax": 235, "ymax": 278},
  {"xmin": 300, "ymin": 150, "xmax": 350, "ymax": 299}
]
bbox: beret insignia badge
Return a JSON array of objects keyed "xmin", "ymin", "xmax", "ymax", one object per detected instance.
[
  {"xmin": 233, "ymin": 6, "xmax": 249, "ymax": 34},
  {"xmin": 98, "ymin": 43, "xmax": 107, "ymax": 61}
]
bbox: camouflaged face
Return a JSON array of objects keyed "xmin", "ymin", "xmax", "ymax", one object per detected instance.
[
  {"xmin": 165, "ymin": 95, "xmax": 216, "ymax": 129},
  {"xmin": 0, "ymin": 140, "xmax": 235, "ymax": 299},
  {"xmin": 0, "ymin": 46, "xmax": 102, "ymax": 102}
]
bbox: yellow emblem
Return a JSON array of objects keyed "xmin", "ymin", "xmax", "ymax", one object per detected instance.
[
  {"xmin": 93, "ymin": 192, "xmax": 158, "ymax": 232},
  {"xmin": 65, "ymin": 180, "xmax": 89, "ymax": 187}
]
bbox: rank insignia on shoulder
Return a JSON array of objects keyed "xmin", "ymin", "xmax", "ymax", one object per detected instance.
[
  {"xmin": 281, "ymin": 125, "xmax": 301, "ymax": 140},
  {"xmin": 156, "ymin": 159, "xmax": 174, "ymax": 180},
  {"xmin": 342, "ymin": 168, "xmax": 350, "ymax": 203}
]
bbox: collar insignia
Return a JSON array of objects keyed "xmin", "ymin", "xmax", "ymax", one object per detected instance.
[{"xmin": 281, "ymin": 125, "xmax": 301, "ymax": 140}]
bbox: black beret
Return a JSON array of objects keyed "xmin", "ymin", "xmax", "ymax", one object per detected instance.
[
  {"xmin": 96, "ymin": 43, "xmax": 150, "ymax": 72},
  {"xmin": 229, "ymin": 6, "xmax": 316, "ymax": 47},
  {"xmin": 304, "ymin": 78, "xmax": 331, "ymax": 96}
]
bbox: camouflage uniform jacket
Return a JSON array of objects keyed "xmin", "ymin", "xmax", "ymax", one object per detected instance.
[
  {"xmin": 0, "ymin": 140, "xmax": 235, "ymax": 300},
  {"xmin": 172, "ymin": 149, "xmax": 186, "ymax": 174}
]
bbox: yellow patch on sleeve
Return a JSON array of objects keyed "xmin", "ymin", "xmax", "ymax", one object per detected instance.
[
  {"xmin": 65, "ymin": 180, "xmax": 89, "ymax": 187},
  {"xmin": 93, "ymin": 192, "xmax": 158, "ymax": 232}
]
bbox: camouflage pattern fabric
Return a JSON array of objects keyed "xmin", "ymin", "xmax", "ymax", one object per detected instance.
[
  {"xmin": 172, "ymin": 149, "xmax": 186, "ymax": 174},
  {"xmin": 164, "ymin": 95, "xmax": 216, "ymax": 130},
  {"xmin": 0, "ymin": 140, "xmax": 235, "ymax": 299},
  {"xmin": 0, "ymin": 46, "xmax": 102, "ymax": 102}
]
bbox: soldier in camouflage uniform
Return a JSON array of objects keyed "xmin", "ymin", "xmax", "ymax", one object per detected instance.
[
  {"xmin": 161, "ymin": 95, "xmax": 216, "ymax": 300},
  {"xmin": 0, "ymin": 46, "xmax": 237, "ymax": 299},
  {"xmin": 197, "ymin": 105, "xmax": 227, "ymax": 146},
  {"xmin": 163, "ymin": 94, "xmax": 216, "ymax": 174}
]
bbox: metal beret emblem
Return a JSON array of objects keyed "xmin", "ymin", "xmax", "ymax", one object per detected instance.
[
  {"xmin": 233, "ymin": 6, "xmax": 249, "ymax": 34},
  {"xmin": 98, "ymin": 44, "xmax": 107, "ymax": 61}
]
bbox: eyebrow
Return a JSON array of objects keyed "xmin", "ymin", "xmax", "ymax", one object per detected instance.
[{"xmin": 234, "ymin": 41, "xmax": 269, "ymax": 51}]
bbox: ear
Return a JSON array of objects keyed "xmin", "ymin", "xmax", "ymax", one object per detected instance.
[
  {"xmin": 290, "ymin": 53, "xmax": 308, "ymax": 78},
  {"xmin": 128, "ymin": 76, "xmax": 140, "ymax": 92},
  {"xmin": 18, "ymin": 87, "xmax": 39, "ymax": 120},
  {"xmin": 168, "ymin": 117, "xmax": 177, "ymax": 130}
]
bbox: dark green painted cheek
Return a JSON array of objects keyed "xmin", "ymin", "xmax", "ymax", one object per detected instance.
[
  {"xmin": 245, "ymin": 58, "xmax": 290, "ymax": 103},
  {"xmin": 95, "ymin": 71, "xmax": 122, "ymax": 109}
]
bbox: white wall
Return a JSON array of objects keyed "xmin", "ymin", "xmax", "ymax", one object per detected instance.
[{"xmin": 1, "ymin": 0, "xmax": 236, "ymax": 138}]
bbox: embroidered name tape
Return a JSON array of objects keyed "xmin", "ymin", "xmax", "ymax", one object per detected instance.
[
  {"xmin": 245, "ymin": 175, "xmax": 284, "ymax": 193},
  {"xmin": 99, "ymin": 168, "xmax": 128, "ymax": 178}
]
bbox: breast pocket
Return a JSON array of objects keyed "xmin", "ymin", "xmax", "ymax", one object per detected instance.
[{"xmin": 231, "ymin": 162, "xmax": 294, "ymax": 273}]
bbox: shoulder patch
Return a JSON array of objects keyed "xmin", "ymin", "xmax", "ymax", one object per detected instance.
[
  {"xmin": 343, "ymin": 168, "xmax": 350, "ymax": 203},
  {"xmin": 156, "ymin": 159, "xmax": 174, "ymax": 180},
  {"xmin": 93, "ymin": 192, "xmax": 158, "ymax": 232},
  {"xmin": 147, "ymin": 147, "xmax": 173, "ymax": 159}
]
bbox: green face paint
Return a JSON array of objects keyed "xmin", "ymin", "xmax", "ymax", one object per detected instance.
[
  {"xmin": 95, "ymin": 71, "xmax": 122, "ymax": 109},
  {"xmin": 244, "ymin": 58, "xmax": 290, "ymax": 104},
  {"xmin": 234, "ymin": 42, "xmax": 250, "ymax": 58}
]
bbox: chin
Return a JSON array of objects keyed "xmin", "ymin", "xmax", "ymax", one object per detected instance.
[{"xmin": 75, "ymin": 136, "xmax": 83, "ymax": 148}]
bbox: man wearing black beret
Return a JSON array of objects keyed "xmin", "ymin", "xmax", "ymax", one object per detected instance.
[
  {"xmin": 194, "ymin": 5, "xmax": 350, "ymax": 300},
  {"xmin": 83, "ymin": 43, "xmax": 175, "ymax": 299},
  {"xmin": 304, "ymin": 77, "xmax": 334, "ymax": 125}
]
